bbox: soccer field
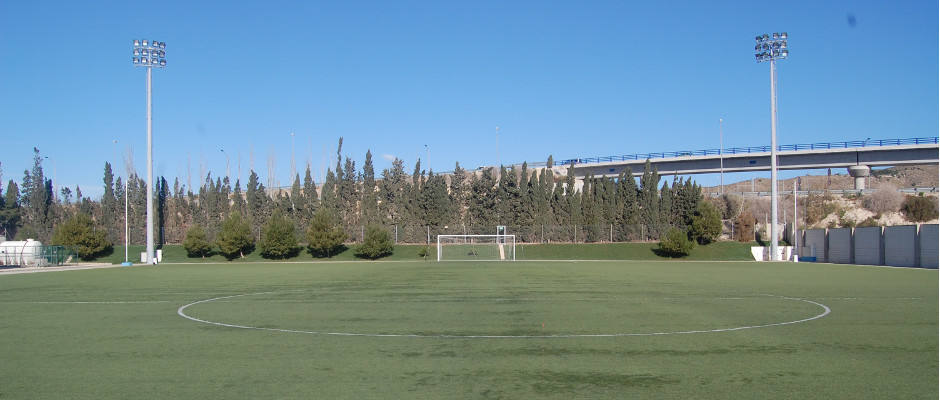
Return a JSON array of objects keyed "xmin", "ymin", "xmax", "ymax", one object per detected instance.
[{"xmin": 0, "ymin": 261, "xmax": 936, "ymax": 399}]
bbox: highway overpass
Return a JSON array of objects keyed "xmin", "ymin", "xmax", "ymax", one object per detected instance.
[{"xmin": 545, "ymin": 137, "xmax": 938, "ymax": 189}]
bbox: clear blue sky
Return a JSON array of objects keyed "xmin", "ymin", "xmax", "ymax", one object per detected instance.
[{"xmin": 0, "ymin": 0, "xmax": 936, "ymax": 198}]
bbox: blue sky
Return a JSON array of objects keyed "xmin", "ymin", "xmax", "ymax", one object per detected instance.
[{"xmin": 0, "ymin": 0, "xmax": 936, "ymax": 198}]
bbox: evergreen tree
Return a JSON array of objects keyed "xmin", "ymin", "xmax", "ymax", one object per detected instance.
[
  {"xmin": 22, "ymin": 148, "xmax": 52, "ymax": 241},
  {"xmin": 320, "ymin": 169, "xmax": 337, "ymax": 212},
  {"xmin": 615, "ymin": 169, "xmax": 639, "ymax": 240},
  {"xmin": 638, "ymin": 160, "xmax": 661, "ymax": 239},
  {"xmin": 449, "ymin": 162, "xmax": 468, "ymax": 227},
  {"xmin": 537, "ymin": 156, "xmax": 556, "ymax": 240},
  {"xmin": 673, "ymin": 177, "xmax": 702, "ymax": 229},
  {"xmin": 468, "ymin": 168, "xmax": 497, "ymax": 234},
  {"xmin": 658, "ymin": 227, "xmax": 694, "ymax": 257},
  {"xmin": 581, "ymin": 177, "xmax": 600, "ymax": 241},
  {"xmin": 562, "ymin": 163, "xmax": 582, "ymax": 241},
  {"xmin": 216, "ymin": 213, "xmax": 254, "ymax": 259},
  {"xmin": 306, "ymin": 208, "xmax": 347, "ymax": 257},
  {"xmin": 157, "ymin": 176, "xmax": 169, "ymax": 245},
  {"xmin": 290, "ymin": 174, "xmax": 302, "ymax": 216},
  {"xmin": 419, "ymin": 171, "xmax": 451, "ymax": 229},
  {"xmin": 407, "ymin": 159, "xmax": 423, "ymax": 227},
  {"xmin": 690, "ymin": 201, "xmax": 722, "ymax": 245},
  {"xmin": 659, "ymin": 181, "xmax": 674, "ymax": 228},
  {"xmin": 101, "ymin": 162, "xmax": 118, "ymax": 242},
  {"xmin": 52, "ymin": 213, "xmax": 112, "ymax": 260},
  {"xmin": 341, "ymin": 156, "xmax": 358, "ymax": 228},
  {"xmin": 379, "ymin": 158, "xmax": 407, "ymax": 225},
  {"xmin": 0, "ymin": 180, "xmax": 21, "ymax": 238},
  {"xmin": 231, "ymin": 179, "xmax": 246, "ymax": 219},
  {"xmin": 360, "ymin": 150, "xmax": 378, "ymax": 225},
  {"xmin": 183, "ymin": 225, "xmax": 212, "ymax": 258},
  {"xmin": 355, "ymin": 224, "xmax": 393, "ymax": 259},
  {"xmin": 260, "ymin": 209, "xmax": 299, "ymax": 259},
  {"xmin": 245, "ymin": 170, "xmax": 270, "ymax": 239},
  {"xmin": 302, "ymin": 166, "xmax": 318, "ymax": 222}
]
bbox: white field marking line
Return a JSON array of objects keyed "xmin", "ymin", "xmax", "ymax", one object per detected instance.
[
  {"xmin": 206, "ymin": 296, "xmax": 758, "ymax": 304},
  {"xmin": 13, "ymin": 300, "xmax": 175, "ymax": 304},
  {"xmin": 177, "ymin": 293, "xmax": 831, "ymax": 339}
]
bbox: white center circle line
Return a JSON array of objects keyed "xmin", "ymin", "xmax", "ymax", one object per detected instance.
[{"xmin": 177, "ymin": 292, "xmax": 831, "ymax": 339}]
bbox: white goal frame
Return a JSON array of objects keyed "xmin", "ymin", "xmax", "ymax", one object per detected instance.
[{"xmin": 436, "ymin": 235, "xmax": 516, "ymax": 262}]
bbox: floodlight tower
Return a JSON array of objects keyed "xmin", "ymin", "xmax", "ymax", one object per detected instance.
[
  {"xmin": 132, "ymin": 39, "xmax": 167, "ymax": 264},
  {"xmin": 754, "ymin": 32, "xmax": 788, "ymax": 261}
]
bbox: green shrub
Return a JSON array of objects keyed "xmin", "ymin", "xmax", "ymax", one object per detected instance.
[
  {"xmin": 260, "ymin": 210, "xmax": 299, "ymax": 259},
  {"xmin": 52, "ymin": 213, "xmax": 112, "ymax": 261},
  {"xmin": 182, "ymin": 225, "xmax": 212, "ymax": 258},
  {"xmin": 355, "ymin": 225, "xmax": 393, "ymax": 259},
  {"xmin": 216, "ymin": 213, "xmax": 254, "ymax": 260},
  {"xmin": 901, "ymin": 195, "xmax": 939, "ymax": 222},
  {"xmin": 306, "ymin": 208, "xmax": 347, "ymax": 257},
  {"xmin": 690, "ymin": 201, "xmax": 722, "ymax": 244},
  {"xmin": 657, "ymin": 227, "xmax": 694, "ymax": 257}
]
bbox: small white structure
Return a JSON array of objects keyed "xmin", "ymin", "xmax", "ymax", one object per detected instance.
[
  {"xmin": 0, "ymin": 239, "xmax": 45, "ymax": 267},
  {"xmin": 751, "ymin": 246, "xmax": 794, "ymax": 262}
]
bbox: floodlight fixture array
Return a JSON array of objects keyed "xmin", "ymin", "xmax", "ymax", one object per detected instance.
[
  {"xmin": 754, "ymin": 32, "xmax": 788, "ymax": 62},
  {"xmin": 132, "ymin": 39, "xmax": 167, "ymax": 67}
]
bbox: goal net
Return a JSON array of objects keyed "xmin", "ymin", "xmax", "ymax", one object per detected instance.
[{"xmin": 437, "ymin": 235, "xmax": 516, "ymax": 261}]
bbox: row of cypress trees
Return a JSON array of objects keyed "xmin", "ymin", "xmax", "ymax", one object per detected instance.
[{"xmin": 1, "ymin": 139, "xmax": 705, "ymax": 245}]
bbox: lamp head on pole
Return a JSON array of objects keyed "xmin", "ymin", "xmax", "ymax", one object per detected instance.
[
  {"xmin": 753, "ymin": 32, "xmax": 789, "ymax": 63},
  {"xmin": 132, "ymin": 38, "xmax": 167, "ymax": 68}
]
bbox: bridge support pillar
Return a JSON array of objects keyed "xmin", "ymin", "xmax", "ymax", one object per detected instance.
[{"xmin": 848, "ymin": 165, "xmax": 870, "ymax": 190}]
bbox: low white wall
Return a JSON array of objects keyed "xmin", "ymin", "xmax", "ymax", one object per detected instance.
[
  {"xmin": 827, "ymin": 228, "xmax": 852, "ymax": 264},
  {"xmin": 884, "ymin": 225, "xmax": 917, "ymax": 267},
  {"xmin": 751, "ymin": 246, "xmax": 793, "ymax": 261},
  {"xmin": 919, "ymin": 224, "xmax": 938, "ymax": 268},
  {"xmin": 853, "ymin": 227, "xmax": 883, "ymax": 266}
]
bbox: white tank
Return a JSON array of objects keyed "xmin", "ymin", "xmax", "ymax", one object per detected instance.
[{"xmin": 0, "ymin": 239, "xmax": 45, "ymax": 267}]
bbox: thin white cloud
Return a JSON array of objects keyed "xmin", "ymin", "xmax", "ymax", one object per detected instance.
[{"xmin": 382, "ymin": 154, "xmax": 396, "ymax": 161}]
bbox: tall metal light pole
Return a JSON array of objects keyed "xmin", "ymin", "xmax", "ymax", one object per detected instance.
[
  {"xmin": 754, "ymin": 32, "xmax": 788, "ymax": 261},
  {"xmin": 424, "ymin": 144, "xmax": 430, "ymax": 172},
  {"xmin": 132, "ymin": 39, "xmax": 166, "ymax": 265},
  {"xmin": 719, "ymin": 118, "xmax": 724, "ymax": 195}
]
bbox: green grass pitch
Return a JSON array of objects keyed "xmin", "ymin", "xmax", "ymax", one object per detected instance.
[{"xmin": 0, "ymin": 260, "xmax": 936, "ymax": 399}]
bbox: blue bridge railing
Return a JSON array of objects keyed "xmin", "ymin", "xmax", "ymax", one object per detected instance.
[{"xmin": 548, "ymin": 136, "xmax": 939, "ymax": 167}]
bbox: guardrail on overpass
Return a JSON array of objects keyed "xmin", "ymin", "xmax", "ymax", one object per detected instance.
[
  {"xmin": 548, "ymin": 136, "xmax": 938, "ymax": 167},
  {"xmin": 704, "ymin": 187, "xmax": 938, "ymax": 198}
]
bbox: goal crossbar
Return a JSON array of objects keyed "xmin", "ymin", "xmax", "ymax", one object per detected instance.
[{"xmin": 436, "ymin": 235, "xmax": 516, "ymax": 262}]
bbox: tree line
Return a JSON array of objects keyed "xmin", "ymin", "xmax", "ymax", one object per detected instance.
[{"xmin": 1, "ymin": 139, "xmax": 708, "ymax": 247}]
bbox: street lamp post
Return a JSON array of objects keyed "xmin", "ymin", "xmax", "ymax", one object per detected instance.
[
  {"xmin": 290, "ymin": 131, "xmax": 296, "ymax": 179},
  {"xmin": 220, "ymin": 149, "xmax": 230, "ymax": 181},
  {"xmin": 754, "ymin": 32, "xmax": 788, "ymax": 261},
  {"xmin": 719, "ymin": 118, "xmax": 724, "ymax": 195},
  {"xmin": 132, "ymin": 39, "xmax": 167, "ymax": 265}
]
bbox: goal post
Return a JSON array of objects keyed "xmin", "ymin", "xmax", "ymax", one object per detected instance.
[{"xmin": 436, "ymin": 235, "xmax": 516, "ymax": 262}]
